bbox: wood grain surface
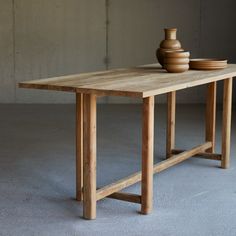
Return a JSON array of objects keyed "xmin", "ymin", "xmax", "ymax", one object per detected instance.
[{"xmin": 19, "ymin": 64, "xmax": 236, "ymax": 98}]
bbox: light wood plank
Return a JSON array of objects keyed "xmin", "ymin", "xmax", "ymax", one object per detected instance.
[
  {"xmin": 96, "ymin": 142, "xmax": 211, "ymax": 201},
  {"xmin": 141, "ymin": 96, "xmax": 154, "ymax": 214},
  {"xmin": 166, "ymin": 91, "xmax": 176, "ymax": 158},
  {"xmin": 171, "ymin": 149, "xmax": 222, "ymax": 161},
  {"xmin": 19, "ymin": 64, "xmax": 236, "ymax": 98},
  {"xmin": 153, "ymin": 142, "xmax": 212, "ymax": 173},
  {"xmin": 83, "ymin": 94, "xmax": 97, "ymax": 220},
  {"xmin": 96, "ymin": 171, "xmax": 142, "ymax": 201},
  {"xmin": 221, "ymin": 78, "xmax": 233, "ymax": 169},
  {"xmin": 107, "ymin": 192, "xmax": 141, "ymax": 204},
  {"xmin": 76, "ymin": 93, "xmax": 83, "ymax": 201},
  {"xmin": 205, "ymin": 82, "xmax": 217, "ymax": 153}
]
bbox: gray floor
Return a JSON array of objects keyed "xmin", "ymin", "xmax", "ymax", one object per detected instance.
[{"xmin": 0, "ymin": 104, "xmax": 236, "ymax": 236}]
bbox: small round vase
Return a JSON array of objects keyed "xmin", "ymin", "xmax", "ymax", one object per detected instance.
[
  {"xmin": 160, "ymin": 28, "xmax": 181, "ymax": 49},
  {"xmin": 156, "ymin": 28, "xmax": 182, "ymax": 67}
]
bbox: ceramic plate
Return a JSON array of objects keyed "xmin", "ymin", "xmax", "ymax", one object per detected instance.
[{"xmin": 190, "ymin": 59, "xmax": 227, "ymax": 70}]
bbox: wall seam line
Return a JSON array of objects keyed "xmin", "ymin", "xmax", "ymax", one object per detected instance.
[
  {"xmin": 199, "ymin": 0, "xmax": 202, "ymax": 56},
  {"xmin": 105, "ymin": 0, "xmax": 109, "ymax": 70},
  {"xmin": 12, "ymin": 0, "xmax": 16, "ymax": 102}
]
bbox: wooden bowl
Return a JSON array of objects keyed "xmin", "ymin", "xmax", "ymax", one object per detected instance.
[
  {"xmin": 165, "ymin": 51, "xmax": 190, "ymax": 58},
  {"xmin": 189, "ymin": 58, "xmax": 227, "ymax": 70},
  {"xmin": 156, "ymin": 48, "xmax": 184, "ymax": 66},
  {"xmin": 164, "ymin": 64, "xmax": 189, "ymax": 73},
  {"xmin": 164, "ymin": 57, "xmax": 189, "ymax": 64}
]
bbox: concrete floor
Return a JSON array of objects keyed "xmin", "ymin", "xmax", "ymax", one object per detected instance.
[{"xmin": 0, "ymin": 104, "xmax": 236, "ymax": 236}]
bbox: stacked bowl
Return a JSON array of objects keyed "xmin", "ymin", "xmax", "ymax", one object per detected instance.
[{"xmin": 164, "ymin": 51, "xmax": 190, "ymax": 73}]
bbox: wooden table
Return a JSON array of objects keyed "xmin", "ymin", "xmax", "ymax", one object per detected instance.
[{"xmin": 19, "ymin": 64, "xmax": 236, "ymax": 220}]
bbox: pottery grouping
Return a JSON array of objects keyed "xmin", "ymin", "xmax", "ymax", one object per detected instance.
[{"xmin": 156, "ymin": 28, "xmax": 183, "ymax": 67}]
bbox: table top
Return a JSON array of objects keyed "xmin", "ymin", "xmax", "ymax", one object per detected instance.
[{"xmin": 19, "ymin": 64, "xmax": 236, "ymax": 98}]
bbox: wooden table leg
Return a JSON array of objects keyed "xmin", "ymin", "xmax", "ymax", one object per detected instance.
[
  {"xmin": 141, "ymin": 96, "xmax": 154, "ymax": 214},
  {"xmin": 83, "ymin": 94, "xmax": 97, "ymax": 219},
  {"xmin": 221, "ymin": 78, "xmax": 233, "ymax": 169},
  {"xmin": 76, "ymin": 93, "xmax": 83, "ymax": 201},
  {"xmin": 166, "ymin": 91, "xmax": 176, "ymax": 159},
  {"xmin": 205, "ymin": 82, "xmax": 217, "ymax": 153}
]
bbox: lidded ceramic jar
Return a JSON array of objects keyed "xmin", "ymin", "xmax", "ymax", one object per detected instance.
[{"xmin": 156, "ymin": 28, "xmax": 183, "ymax": 67}]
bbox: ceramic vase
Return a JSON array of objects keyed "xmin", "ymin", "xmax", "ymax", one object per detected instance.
[{"xmin": 156, "ymin": 28, "xmax": 183, "ymax": 67}]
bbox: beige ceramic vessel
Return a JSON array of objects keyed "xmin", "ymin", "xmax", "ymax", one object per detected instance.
[
  {"xmin": 189, "ymin": 59, "xmax": 227, "ymax": 70},
  {"xmin": 164, "ymin": 51, "xmax": 190, "ymax": 73},
  {"xmin": 164, "ymin": 57, "xmax": 189, "ymax": 64},
  {"xmin": 156, "ymin": 28, "xmax": 182, "ymax": 67},
  {"xmin": 160, "ymin": 28, "xmax": 181, "ymax": 49},
  {"xmin": 164, "ymin": 64, "xmax": 189, "ymax": 73},
  {"xmin": 165, "ymin": 51, "xmax": 190, "ymax": 58},
  {"xmin": 157, "ymin": 48, "xmax": 184, "ymax": 66}
]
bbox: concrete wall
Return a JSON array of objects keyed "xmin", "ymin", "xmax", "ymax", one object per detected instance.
[
  {"xmin": 0, "ymin": 0, "xmax": 235, "ymax": 104},
  {"xmin": 0, "ymin": 0, "xmax": 15, "ymax": 102},
  {"xmin": 15, "ymin": 0, "xmax": 106, "ymax": 103}
]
